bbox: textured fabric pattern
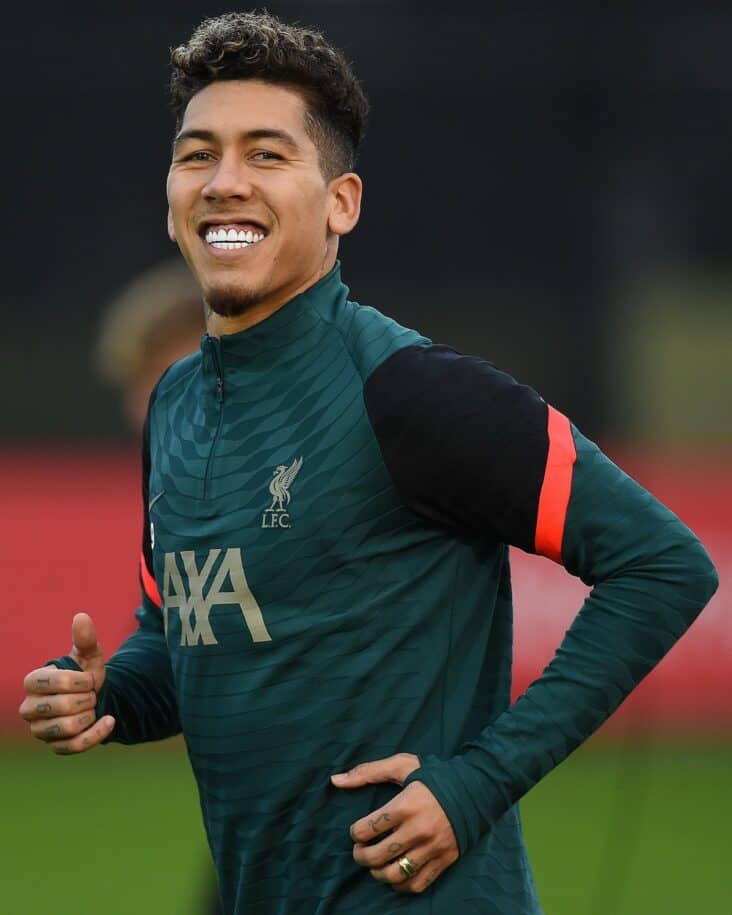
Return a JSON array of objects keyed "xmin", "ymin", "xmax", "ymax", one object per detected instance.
[{"xmin": 48, "ymin": 263, "xmax": 717, "ymax": 914}]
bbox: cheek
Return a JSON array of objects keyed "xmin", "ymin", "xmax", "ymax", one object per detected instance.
[{"xmin": 167, "ymin": 175, "xmax": 196, "ymax": 227}]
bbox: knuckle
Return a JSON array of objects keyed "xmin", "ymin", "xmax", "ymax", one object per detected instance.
[
  {"xmin": 413, "ymin": 826, "xmax": 430, "ymax": 844},
  {"xmin": 68, "ymin": 692, "xmax": 92, "ymax": 714},
  {"xmin": 61, "ymin": 717, "xmax": 81, "ymax": 738},
  {"xmin": 433, "ymin": 835, "xmax": 450, "ymax": 854},
  {"xmin": 57, "ymin": 695, "xmax": 75, "ymax": 714},
  {"xmin": 24, "ymin": 671, "xmax": 44, "ymax": 693},
  {"xmin": 40, "ymin": 719, "xmax": 67, "ymax": 740}
]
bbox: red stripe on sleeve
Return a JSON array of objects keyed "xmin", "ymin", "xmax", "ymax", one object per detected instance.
[
  {"xmin": 140, "ymin": 552, "xmax": 162, "ymax": 607},
  {"xmin": 534, "ymin": 406, "xmax": 577, "ymax": 564}
]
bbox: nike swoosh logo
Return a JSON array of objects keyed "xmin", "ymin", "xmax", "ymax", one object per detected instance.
[{"xmin": 148, "ymin": 490, "xmax": 165, "ymax": 510}]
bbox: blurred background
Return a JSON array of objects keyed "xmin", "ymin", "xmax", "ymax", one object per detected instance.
[{"xmin": 1, "ymin": 2, "xmax": 730, "ymax": 913}]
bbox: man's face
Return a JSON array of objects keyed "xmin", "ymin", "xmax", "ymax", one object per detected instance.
[{"xmin": 167, "ymin": 79, "xmax": 345, "ymax": 318}]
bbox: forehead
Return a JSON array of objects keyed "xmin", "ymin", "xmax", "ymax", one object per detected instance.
[{"xmin": 180, "ymin": 79, "xmax": 310, "ymax": 138}]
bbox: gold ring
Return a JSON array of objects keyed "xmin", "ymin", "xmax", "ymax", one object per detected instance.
[{"xmin": 398, "ymin": 855, "xmax": 418, "ymax": 878}]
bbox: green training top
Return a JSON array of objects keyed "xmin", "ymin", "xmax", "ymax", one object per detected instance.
[{"xmin": 52, "ymin": 263, "xmax": 718, "ymax": 914}]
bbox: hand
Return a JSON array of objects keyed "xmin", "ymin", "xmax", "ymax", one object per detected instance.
[
  {"xmin": 18, "ymin": 612, "xmax": 115, "ymax": 754},
  {"xmin": 331, "ymin": 753, "xmax": 459, "ymax": 894}
]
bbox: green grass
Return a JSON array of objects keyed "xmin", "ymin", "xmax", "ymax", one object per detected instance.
[
  {"xmin": 2, "ymin": 737, "xmax": 731, "ymax": 914},
  {"xmin": 523, "ymin": 741, "xmax": 732, "ymax": 915}
]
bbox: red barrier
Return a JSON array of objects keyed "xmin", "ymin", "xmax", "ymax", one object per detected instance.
[{"xmin": 1, "ymin": 448, "xmax": 729, "ymax": 734}]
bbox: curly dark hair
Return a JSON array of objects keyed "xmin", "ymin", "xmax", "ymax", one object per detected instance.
[{"xmin": 169, "ymin": 11, "xmax": 369, "ymax": 180}]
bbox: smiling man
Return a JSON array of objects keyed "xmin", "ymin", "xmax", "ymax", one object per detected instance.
[
  {"xmin": 19, "ymin": 11, "xmax": 718, "ymax": 915},
  {"xmin": 168, "ymin": 76, "xmax": 362, "ymax": 331}
]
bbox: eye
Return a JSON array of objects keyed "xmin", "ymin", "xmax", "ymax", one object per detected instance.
[
  {"xmin": 252, "ymin": 150, "xmax": 283, "ymax": 161},
  {"xmin": 182, "ymin": 150, "xmax": 215, "ymax": 162}
]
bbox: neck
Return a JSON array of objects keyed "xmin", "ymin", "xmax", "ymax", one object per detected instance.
[{"xmin": 205, "ymin": 252, "xmax": 337, "ymax": 338}]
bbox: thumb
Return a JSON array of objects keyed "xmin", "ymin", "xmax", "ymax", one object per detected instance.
[
  {"xmin": 71, "ymin": 612, "xmax": 106, "ymax": 685},
  {"xmin": 331, "ymin": 753, "xmax": 419, "ymax": 789}
]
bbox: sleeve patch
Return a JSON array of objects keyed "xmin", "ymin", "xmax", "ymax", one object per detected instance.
[
  {"xmin": 534, "ymin": 406, "xmax": 576, "ymax": 564},
  {"xmin": 140, "ymin": 552, "xmax": 162, "ymax": 608}
]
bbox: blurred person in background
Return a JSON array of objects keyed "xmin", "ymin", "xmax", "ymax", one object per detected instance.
[
  {"xmin": 18, "ymin": 10, "xmax": 719, "ymax": 915},
  {"xmin": 96, "ymin": 259, "xmax": 205, "ymax": 432},
  {"xmin": 96, "ymin": 260, "xmax": 221, "ymax": 914}
]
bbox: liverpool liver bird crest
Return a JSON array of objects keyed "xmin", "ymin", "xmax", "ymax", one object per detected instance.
[{"xmin": 268, "ymin": 457, "xmax": 303, "ymax": 512}]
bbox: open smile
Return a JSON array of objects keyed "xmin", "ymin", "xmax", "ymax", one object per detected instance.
[
  {"xmin": 204, "ymin": 227, "xmax": 267, "ymax": 250},
  {"xmin": 198, "ymin": 220, "xmax": 269, "ymax": 255}
]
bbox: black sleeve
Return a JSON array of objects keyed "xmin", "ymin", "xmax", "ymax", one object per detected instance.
[{"xmin": 363, "ymin": 343, "xmax": 549, "ymax": 552}]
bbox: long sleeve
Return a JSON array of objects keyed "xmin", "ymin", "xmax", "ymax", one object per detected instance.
[
  {"xmin": 49, "ymin": 393, "xmax": 180, "ymax": 745},
  {"xmin": 364, "ymin": 343, "xmax": 719, "ymax": 855}
]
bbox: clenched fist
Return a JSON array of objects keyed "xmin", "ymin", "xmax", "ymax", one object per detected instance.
[{"xmin": 18, "ymin": 612, "xmax": 115, "ymax": 754}]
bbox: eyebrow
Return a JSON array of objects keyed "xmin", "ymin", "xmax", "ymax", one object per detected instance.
[{"xmin": 172, "ymin": 127, "xmax": 301, "ymax": 151}]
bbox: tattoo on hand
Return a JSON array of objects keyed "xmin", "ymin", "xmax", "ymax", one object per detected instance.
[
  {"xmin": 43, "ymin": 725, "xmax": 61, "ymax": 739},
  {"xmin": 36, "ymin": 703, "xmax": 52, "ymax": 714},
  {"xmin": 369, "ymin": 813, "xmax": 392, "ymax": 834},
  {"xmin": 37, "ymin": 678, "xmax": 50, "ymax": 686},
  {"xmin": 387, "ymin": 842, "xmax": 403, "ymax": 854},
  {"xmin": 76, "ymin": 698, "xmax": 88, "ymax": 707}
]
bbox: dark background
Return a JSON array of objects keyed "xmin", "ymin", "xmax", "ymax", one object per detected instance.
[
  {"xmin": 2, "ymin": 7, "xmax": 731, "ymax": 914},
  {"xmin": 4, "ymin": 2, "xmax": 731, "ymax": 443}
]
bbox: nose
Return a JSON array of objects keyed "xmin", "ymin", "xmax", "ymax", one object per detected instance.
[{"xmin": 202, "ymin": 154, "xmax": 254, "ymax": 201}]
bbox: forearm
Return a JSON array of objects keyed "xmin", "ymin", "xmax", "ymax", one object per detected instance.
[
  {"xmin": 406, "ymin": 432, "xmax": 719, "ymax": 854},
  {"xmin": 51, "ymin": 604, "xmax": 180, "ymax": 745},
  {"xmin": 408, "ymin": 531, "xmax": 717, "ymax": 852}
]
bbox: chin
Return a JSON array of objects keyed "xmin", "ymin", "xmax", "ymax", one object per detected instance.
[{"xmin": 204, "ymin": 283, "xmax": 262, "ymax": 318}]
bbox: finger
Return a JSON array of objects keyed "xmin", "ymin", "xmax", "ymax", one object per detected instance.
[
  {"xmin": 349, "ymin": 801, "xmax": 401, "ymax": 844},
  {"xmin": 331, "ymin": 753, "xmax": 419, "ymax": 789},
  {"xmin": 368, "ymin": 847, "xmax": 432, "ymax": 886},
  {"xmin": 23, "ymin": 667, "xmax": 95, "ymax": 696},
  {"xmin": 19, "ymin": 691, "xmax": 96, "ymax": 722},
  {"xmin": 30, "ymin": 710, "xmax": 96, "ymax": 742},
  {"xmin": 48, "ymin": 715, "xmax": 115, "ymax": 756},
  {"xmin": 353, "ymin": 830, "xmax": 416, "ymax": 869},
  {"xmin": 71, "ymin": 612, "xmax": 102, "ymax": 660},
  {"xmin": 393, "ymin": 860, "xmax": 447, "ymax": 894}
]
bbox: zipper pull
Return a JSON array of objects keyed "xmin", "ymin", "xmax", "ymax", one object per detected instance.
[{"xmin": 216, "ymin": 376, "xmax": 224, "ymax": 403}]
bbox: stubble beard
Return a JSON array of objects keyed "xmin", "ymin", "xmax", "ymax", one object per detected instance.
[{"xmin": 203, "ymin": 282, "xmax": 262, "ymax": 319}]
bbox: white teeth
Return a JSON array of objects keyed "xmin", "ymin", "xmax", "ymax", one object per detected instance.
[{"xmin": 204, "ymin": 226, "xmax": 267, "ymax": 248}]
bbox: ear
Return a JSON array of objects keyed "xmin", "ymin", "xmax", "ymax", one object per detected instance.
[
  {"xmin": 327, "ymin": 173, "xmax": 362, "ymax": 237},
  {"xmin": 167, "ymin": 207, "xmax": 177, "ymax": 243}
]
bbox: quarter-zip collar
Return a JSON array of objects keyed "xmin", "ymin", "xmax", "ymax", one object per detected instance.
[{"xmin": 200, "ymin": 262, "xmax": 348, "ymax": 369}]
